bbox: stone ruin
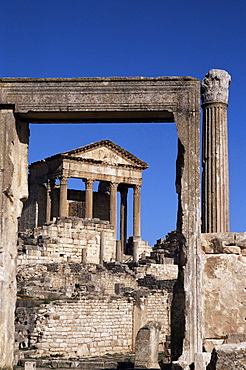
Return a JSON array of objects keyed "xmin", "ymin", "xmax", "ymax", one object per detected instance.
[{"xmin": 0, "ymin": 70, "xmax": 246, "ymax": 370}]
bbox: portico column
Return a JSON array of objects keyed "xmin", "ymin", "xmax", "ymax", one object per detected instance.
[
  {"xmin": 133, "ymin": 185, "xmax": 141, "ymax": 237},
  {"xmin": 120, "ymin": 186, "xmax": 128, "ymax": 254},
  {"xmin": 49, "ymin": 179, "xmax": 56, "ymax": 219},
  {"xmin": 110, "ymin": 182, "xmax": 118, "ymax": 237},
  {"xmin": 59, "ymin": 176, "xmax": 68, "ymax": 217},
  {"xmin": 46, "ymin": 180, "xmax": 51, "ymax": 222},
  {"xmin": 201, "ymin": 69, "xmax": 231, "ymax": 232},
  {"xmin": 84, "ymin": 178, "xmax": 94, "ymax": 218}
]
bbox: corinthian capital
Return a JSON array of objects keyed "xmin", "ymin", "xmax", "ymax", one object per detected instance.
[{"xmin": 201, "ymin": 69, "xmax": 231, "ymax": 105}]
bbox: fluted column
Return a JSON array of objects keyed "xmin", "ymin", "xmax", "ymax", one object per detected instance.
[
  {"xmin": 120, "ymin": 186, "xmax": 128, "ymax": 254},
  {"xmin": 201, "ymin": 69, "xmax": 231, "ymax": 233},
  {"xmin": 133, "ymin": 185, "xmax": 141, "ymax": 237},
  {"xmin": 110, "ymin": 182, "xmax": 118, "ymax": 237},
  {"xmin": 59, "ymin": 176, "xmax": 68, "ymax": 217},
  {"xmin": 84, "ymin": 179, "xmax": 94, "ymax": 218}
]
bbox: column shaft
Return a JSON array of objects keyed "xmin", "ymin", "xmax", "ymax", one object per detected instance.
[
  {"xmin": 201, "ymin": 69, "xmax": 231, "ymax": 233},
  {"xmin": 84, "ymin": 179, "xmax": 94, "ymax": 218},
  {"xmin": 59, "ymin": 177, "xmax": 68, "ymax": 217},
  {"xmin": 120, "ymin": 187, "xmax": 128, "ymax": 254},
  {"xmin": 46, "ymin": 181, "xmax": 51, "ymax": 222},
  {"xmin": 133, "ymin": 185, "xmax": 141, "ymax": 237},
  {"xmin": 110, "ymin": 182, "xmax": 118, "ymax": 237}
]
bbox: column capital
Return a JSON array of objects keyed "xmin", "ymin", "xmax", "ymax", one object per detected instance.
[
  {"xmin": 110, "ymin": 181, "xmax": 118, "ymax": 191},
  {"xmin": 201, "ymin": 69, "xmax": 231, "ymax": 105},
  {"xmin": 83, "ymin": 178, "xmax": 94, "ymax": 189},
  {"xmin": 134, "ymin": 184, "xmax": 141, "ymax": 194},
  {"xmin": 59, "ymin": 176, "xmax": 68, "ymax": 185}
]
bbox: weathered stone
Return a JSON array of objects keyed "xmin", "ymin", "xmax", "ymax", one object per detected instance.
[
  {"xmin": 223, "ymin": 245, "xmax": 241, "ymax": 254},
  {"xmin": 201, "ymin": 232, "xmax": 245, "ymax": 254},
  {"xmin": 134, "ymin": 321, "xmax": 161, "ymax": 368},
  {"xmin": 203, "ymin": 339, "xmax": 224, "ymax": 354},
  {"xmin": 235, "ymin": 232, "xmax": 246, "ymax": 248},
  {"xmin": 0, "ymin": 111, "xmax": 28, "ymax": 369},
  {"xmin": 201, "ymin": 69, "xmax": 231, "ymax": 233},
  {"xmin": 24, "ymin": 361, "xmax": 36, "ymax": 370},
  {"xmin": 207, "ymin": 342, "xmax": 246, "ymax": 370},
  {"xmin": 223, "ymin": 333, "xmax": 246, "ymax": 344},
  {"xmin": 201, "ymin": 69, "xmax": 231, "ymax": 104},
  {"xmin": 194, "ymin": 352, "xmax": 211, "ymax": 370},
  {"xmin": 203, "ymin": 254, "xmax": 246, "ymax": 340}
]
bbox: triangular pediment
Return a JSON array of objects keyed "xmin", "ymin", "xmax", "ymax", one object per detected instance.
[{"xmin": 62, "ymin": 140, "xmax": 148, "ymax": 169}]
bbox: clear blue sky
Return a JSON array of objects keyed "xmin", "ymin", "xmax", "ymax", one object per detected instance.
[{"xmin": 1, "ymin": 0, "xmax": 245, "ymax": 245}]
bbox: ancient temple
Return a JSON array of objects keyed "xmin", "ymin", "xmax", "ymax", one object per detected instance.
[{"xmin": 19, "ymin": 139, "xmax": 150, "ymax": 261}]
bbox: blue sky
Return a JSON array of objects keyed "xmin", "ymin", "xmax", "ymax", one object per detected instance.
[{"xmin": 1, "ymin": 0, "xmax": 245, "ymax": 245}]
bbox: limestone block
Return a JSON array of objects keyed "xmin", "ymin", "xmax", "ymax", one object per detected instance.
[
  {"xmin": 201, "ymin": 233, "xmax": 235, "ymax": 253},
  {"xmin": 223, "ymin": 245, "xmax": 241, "ymax": 254},
  {"xmin": 25, "ymin": 361, "xmax": 36, "ymax": 370},
  {"xmin": 194, "ymin": 353, "xmax": 211, "ymax": 370},
  {"xmin": 203, "ymin": 339, "xmax": 224, "ymax": 354},
  {"xmin": 203, "ymin": 254, "xmax": 246, "ymax": 339},
  {"xmin": 223, "ymin": 333, "xmax": 246, "ymax": 344},
  {"xmin": 208, "ymin": 342, "xmax": 246, "ymax": 369},
  {"xmin": 134, "ymin": 321, "xmax": 161, "ymax": 369},
  {"xmin": 236, "ymin": 232, "xmax": 246, "ymax": 248}
]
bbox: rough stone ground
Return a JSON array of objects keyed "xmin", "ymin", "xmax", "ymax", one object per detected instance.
[{"xmin": 16, "ymin": 351, "xmax": 169, "ymax": 369}]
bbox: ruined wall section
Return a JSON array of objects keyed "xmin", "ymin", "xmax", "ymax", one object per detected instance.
[
  {"xmin": 18, "ymin": 218, "xmax": 115, "ymax": 265},
  {"xmin": 15, "ymin": 262, "xmax": 177, "ymax": 361},
  {"xmin": 202, "ymin": 232, "xmax": 246, "ymax": 353}
]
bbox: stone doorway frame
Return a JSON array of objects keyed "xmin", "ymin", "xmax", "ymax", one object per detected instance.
[{"xmin": 0, "ymin": 76, "xmax": 201, "ymax": 368}]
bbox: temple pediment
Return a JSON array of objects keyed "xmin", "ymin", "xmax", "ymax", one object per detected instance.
[{"xmin": 62, "ymin": 140, "xmax": 148, "ymax": 169}]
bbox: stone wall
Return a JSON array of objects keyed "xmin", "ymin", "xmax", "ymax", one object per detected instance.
[
  {"xmin": 15, "ymin": 262, "xmax": 176, "ymax": 362},
  {"xmin": 18, "ymin": 218, "xmax": 116, "ymax": 265},
  {"xmin": 136, "ymin": 262, "xmax": 178, "ymax": 280},
  {"xmin": 16, "ymin": 293, "xmax": 171, "ymax": 359},
  {"xmin": 202, "ymin": 232, "xmax": 246, "ymax": 353}
]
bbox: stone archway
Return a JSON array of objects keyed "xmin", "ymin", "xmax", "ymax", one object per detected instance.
[{"xmin": 0, "ymin": 76, "xmax": 201, "ymax": 368}]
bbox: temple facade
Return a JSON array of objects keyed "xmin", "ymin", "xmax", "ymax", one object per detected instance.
[{"xmin": 19, "ymin": 139, "xmax": 151, "ymax": 262}]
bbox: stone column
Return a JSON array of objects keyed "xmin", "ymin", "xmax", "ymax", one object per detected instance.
[
  {"xmin": 201, "ymin": 69, "xmax": 231, "ymax": 233},
  {"xmin": 133, "ymin": 185, "xmax": 141, "ymax": 237},
  {"xmin": 46, "ymin": 180, "xmax": 52, "ymax": 222},
  {"xmin": 116, "ymin": 240, "xmax": 122, "ymax": 262},
  {"xmin": 100, "ymin": 231, "xmax": 105, "ymax": 265},
  {"xmin": 37, "ymin": 183, "xmax": 47, "ymax": 226},
  {"xmin": 120, "ymin": 186, "xmax": 128, "ymax": 254},
  {"xmin": 84, "ymin": 179, "xmax": 94, "ymax": 218},
  {"xmin": 59, "ymin": 176, "xmax": 68, "ymax": 217},
  {"xmin": 49, "ymin": 179, "xmax": 56, "ymax": 219},
  {"xmin": 110, "ymin": 182, "xmax": 118, "ymax": 237}
]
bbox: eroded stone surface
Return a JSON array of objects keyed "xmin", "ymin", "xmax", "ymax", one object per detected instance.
[
  {"xmin": 201, "ymin": 69, "xmax": 231, "ymax": 104},
  {"xmin": 135, "ymin": 321, "xmax": 161, "ymax": 369},
  {"xmin": 0, "ymin": 112, "xmax": 28, "ymax": 369},
  {"xmin": 207, "ymin": 342, "xmax": 246, "ymax": 370},
  {"xmin": 203, "ymin": 254, "xmax": 246, "ymax": 341},
  {"xmin": 201, "ymin": 232, "xmax": 246, "ymax": 254},
  {"xmin": 201, "ymin": 70, "xmax": 231, "ymax": 233}
]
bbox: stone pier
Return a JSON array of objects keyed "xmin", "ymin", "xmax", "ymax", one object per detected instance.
[{"xmin": 201, "ymin": 69, "xmax": 231, "ymax": 233}]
